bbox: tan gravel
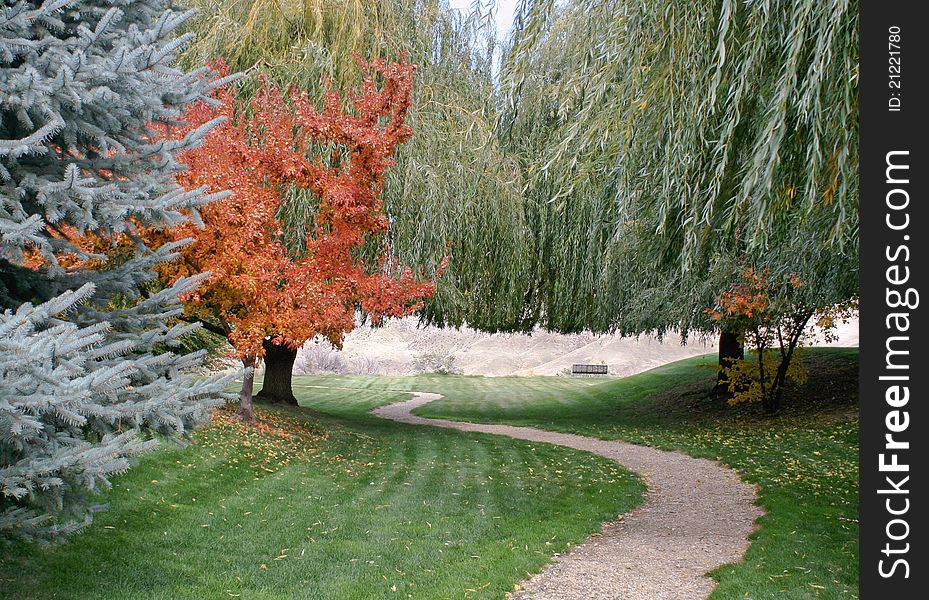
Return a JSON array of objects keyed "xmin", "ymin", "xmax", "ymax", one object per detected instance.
[{"xmin": 373, "ymin": 392, "xmax": 764, "ymax": 600}]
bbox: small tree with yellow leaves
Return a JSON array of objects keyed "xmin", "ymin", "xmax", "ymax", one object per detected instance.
[{"xmin": 707, "ymin": 268, "xmax": 856, "ymax": 413}]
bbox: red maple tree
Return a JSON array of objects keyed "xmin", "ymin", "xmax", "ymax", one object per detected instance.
[{"xmin": 157, "ymin": 58, "xmax": 440, "ymax": 422}]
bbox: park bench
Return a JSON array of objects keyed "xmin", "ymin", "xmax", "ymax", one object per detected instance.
[{"xmin": 571, "ymin": 364, "xmax": 608, "ymax": 376}]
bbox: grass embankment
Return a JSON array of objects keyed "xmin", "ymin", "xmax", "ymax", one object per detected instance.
[{"xmin": 1, "ymin": 384, "xmax": 642, "ymax": 599}]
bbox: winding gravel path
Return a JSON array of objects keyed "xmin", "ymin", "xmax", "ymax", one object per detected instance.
[{"xmin": 373, "ymin": 392, "xmax": 764, "ymax": 600}]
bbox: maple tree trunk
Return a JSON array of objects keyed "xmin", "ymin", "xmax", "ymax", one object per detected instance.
[
  {"xmin": 768, "ymin": 359, "xmax": 791, "ymax": 414},
  {"xmin": 766, "ymin": 315, "xmax": 810, "ymax": 413},
  {"xmin": 255, "ymin": 339, "xmax": 298, "ymax": 405},
  {"xmin": 712, "ymin": 329, "xmax": 744, "ymax": 397},
  {"xmin": 236, "ymin": 356, "xmax": 257, "ymax": 423}
]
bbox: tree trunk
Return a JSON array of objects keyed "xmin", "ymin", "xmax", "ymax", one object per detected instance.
[
  {"xmin": 255, "ymin": 339, "xmax": 298, "ymax": 405},
  {"xmin": 712, "ymin": 329, "xmax": 744, "ymax": 397},
  {"xmin": 237, "ymin": 356, "xmax": 257, "ymax": 423},
  {"xmin": 768, "ymin": 359, "xmax": 790, "ymax": 414},
  {"xmin": 767, "ymin": 315, "xmax": 811, "ymax": 413}
]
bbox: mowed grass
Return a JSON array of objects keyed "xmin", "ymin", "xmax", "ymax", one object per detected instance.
[
  {"xmin": 296, "ymin": 347, "xmax": 860, "ymax": 599},
  {"xmin": 418, "ymin": 348, "xmax": 860, "ymax": 599},
  {"xmin": 0, "ymin": 383, "xmax": 643, "ymax": 599}
]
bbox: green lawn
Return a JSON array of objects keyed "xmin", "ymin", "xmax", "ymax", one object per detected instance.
[
  {"xmin": 412, "ymin": 348, "xmax": 861, "ymax": 599},
  {"xmin": 292, "ymin": 347, "xmax": 860, "ymax": 599},
  {"xmin": 1, "ymin": 349, "xmax": 858, "ymax": 599},
  {"xmin": 0, "ymin": 382, "xmax": 642, "ymax": 599}
]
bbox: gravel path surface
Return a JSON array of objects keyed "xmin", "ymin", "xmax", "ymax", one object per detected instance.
[{"xmin": 373, "ymin": 392, "xmax": 764, "ymax": 600}]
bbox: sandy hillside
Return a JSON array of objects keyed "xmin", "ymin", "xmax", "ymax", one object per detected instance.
[{"xmin": 295, "ymin": 316, "xmax": 859, "ymax": 377}]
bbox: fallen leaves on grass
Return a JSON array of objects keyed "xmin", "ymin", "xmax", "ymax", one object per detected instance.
[{"xmin": 190, "ymin": 406, "xmax": 382, "ymax": 480}]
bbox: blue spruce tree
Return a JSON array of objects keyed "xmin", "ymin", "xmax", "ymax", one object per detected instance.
[{"xmin": 1, "ymin": 0, "xmax": 235, "ymax": 541}]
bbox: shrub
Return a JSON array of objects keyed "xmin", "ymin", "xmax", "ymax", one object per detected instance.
[{"xmin": 413, "ymin": 351, "xmax": 461, "ymax": 375}]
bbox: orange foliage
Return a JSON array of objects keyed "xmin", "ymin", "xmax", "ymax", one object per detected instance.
[
  {"xmin": 705, "ymin": 267, "xmax": 773, "ymax": 324},
  {"xmin": 156, "ymin": 58, "xmax": 441, "ymax": 359},
  {"xmin": 705, "ymin": 267, "xmax": 856, "ymax": 409},
  {"xmin": 23, "ymin": 224, "xmax": 128, "ymax": 271}
]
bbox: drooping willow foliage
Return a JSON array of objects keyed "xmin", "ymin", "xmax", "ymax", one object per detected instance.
[
  {"xmin": 497, "ymin": 0, "xmax": 859, "ymax": 336},
  {"xmin": 179, "ymin": 0, "xmax": 534, "ymax": 331},
  {"xmin": 178, "ymin": 0, "xmax": 858, "ymax": 338}
]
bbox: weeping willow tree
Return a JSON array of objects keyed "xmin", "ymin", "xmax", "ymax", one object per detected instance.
[
  {"xmin": 177, "ymin": 1, "xmax": 533, "ymax": 396},
  {"xmin": 497, "ymin": 0, "xmax": 859, "ymax": 356},
  {"xmin": 181, "ymin": 0, "xmax": 532, "ymax": 329}
]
